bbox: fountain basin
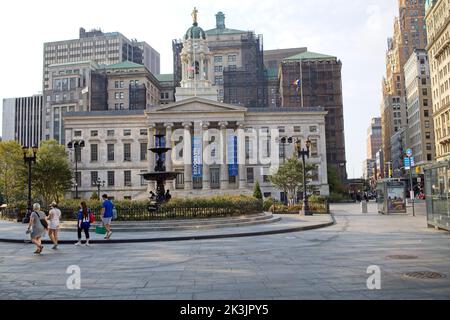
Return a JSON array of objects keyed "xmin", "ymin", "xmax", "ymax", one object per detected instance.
[{"xmin": 140, "ymin": 172, "xmax": 180, "ymax": 181}]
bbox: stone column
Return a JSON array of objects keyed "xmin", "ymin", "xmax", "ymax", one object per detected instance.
[
  {"xmin": 219, "ymin": 121, "xmax": 229, "ymax": 190},
  {"xmin": 183, "ymin": 122, "xmax": 193, "ymax": 190},
  {"xmin": 237, "ymin": 122, "xmax": 247, "ymax": 189},
  {"xmin": 165, "ymin": 123, "xmax": 175, "ymax": 190},
  {"xmin": 147, "ymin": 123, "xmax": 156, "ymax": 192},
  {"xmin": 202, "ymin": 122, "xmax": 211, "ymax": 190}
]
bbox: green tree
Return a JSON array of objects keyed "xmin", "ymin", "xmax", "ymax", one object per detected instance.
[
  {"xmin": 253, "ymin": 181, "xmax": 263, "ymax": 200},
  {"xmin": 0, "ymin": 141, "xmax": 27, "ymax": 203},
  {"xmin": 90, "ymin": 191, "xmax": 99, "ymax": 200},
  {"xmin": 32, "ymin": 140, "xmax": 73, "ymax": 206},
  {"xmin": 327, "ymin": 165, "xmax": 345, "ymax": 194},
  {"xmin": 269, "ymin": 157, "xmax": 316, "ymax": 203}
]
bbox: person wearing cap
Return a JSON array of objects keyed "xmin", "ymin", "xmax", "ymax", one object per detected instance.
[{"xmin": 48, "ymin": 201, "xmax": 62, "ymax": 250}]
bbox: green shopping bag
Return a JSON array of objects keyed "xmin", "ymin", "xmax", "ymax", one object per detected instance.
[{"xmin": 95, "ymin": 225, "xmax": 107, "ymax": 235}]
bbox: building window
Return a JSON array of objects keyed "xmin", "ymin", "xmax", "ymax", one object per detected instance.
[
  {"xmin": 115, "ymin": 92, "xmax": 119, "ymax": 99},
  {"xmin": 90, "ymin": 171, "xmax": 98, "ymax": 185},
  {"xmin": 263, "ymin": 175, "xmax": 270, "ymax": 183},
  {"xmin": 140, "ymin": 170, "xmax": 148, "ymax": 186},
  {"xmin": 228, "ymin": 55, "xmax": 237, "ymax": 62},
  {"xmin": 214, "ymin": 56, "xmax": 222, "ymax": 63},
  {"xmin": 107, "ymin": 171, "xmax": 115, "ymax": 187},
  {"xmin": 120, "ymin": 92, "xmax": 124, "ymax": 99},
  {"xmin": 422, "ymin": 89, "xmax": 428, "ymax": 96},
  {"xmin": 424, "ymin": 110, "xmax": 429, "ymax": 117},
  {"xmin": 124, "ymin": 129, "xmax": 131, "ymax": 136},
  {"xmin": 426, "ymin": 143, "xmax": 432, "ymax": 151},
  {"xmin": 75, "ymin": 147, "xmax": 81, "ymax": 162},
  {"xmin": 426, "ymin": 132, "xmax": 431, "ymax": 139},
  {"xmin": 247, "ymin": 168, "xmax": 254, "ymax": 184},
  {"xmin": 214, "ymin": 76, "xmax": 223, "ymax": 85},
  {"xmin": 124, "ymin": 171, "xmax": 132, "ymax": 187},
  {"xmin": 140, "ymin": 142, "xmax": 147, "ymax": 161},
  {"xmin": 310, "ymin": 126, "xmax": 318, "ymax": 133},
  {"xmin": 91, "ymin": 130, "xmax": 98, "ymax": 137},
  {"xmin": 74, "ymin": 130, "xmax": 82, "ymax": 137},
  {"xmin": 120, "ymin": 81, "xmax": 124, "ymax": 88},
  {"xmin": 107, "ymin": 130, "xmax": 115, "ymax": 137},
  {"xmin": 107, "ymin": 144, "xmax": 114, "ymax": 161},
  {"xmin": 124, "ymin": 143, "xmax": 131, "ymax": 162},
  {"xmin": 294, "ymin": 126, "xmax": 301, "ymax": 133},
  {"xmin": 90, "ymin": 144, "xmax": 98, "ymax": 162},
  {"xmin": 140, "ymin": 129, "xmax": 147, "ymax": 136},
  {"xmin": 310, "ymin": 139, "xmax": 318, "ymax": 157},
  {"xmin": 425, "ymin": 121, "xmax": 430, "ymax": 128},
  {"xmin": 115, "ymin": 81, "xmax": 119, "ymax": 88},
  {"xmin": 214, "ymin": 66, "xmax": 223, "ymax": 73}
]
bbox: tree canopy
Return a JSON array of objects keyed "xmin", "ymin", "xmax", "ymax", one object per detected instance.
[
  {"xmin": 31, "ymin": 140, "xmax": 73, "ymax": 206},
  {"xmin": 0, "ymin": 141, "xmax": 27, "ymax": 204},
  {"xmin": 269, "ymin": 157, "xmax": 316, "ymax": 203}
]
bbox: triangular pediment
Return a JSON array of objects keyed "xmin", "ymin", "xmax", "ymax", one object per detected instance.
[{"xmin": 149, "ymin": 97, "xmax": 247, "ymax": 114}]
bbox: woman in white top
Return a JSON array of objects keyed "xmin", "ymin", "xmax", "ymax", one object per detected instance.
[{"xmin": 48, "ymin": 201, "xmax": 62, "ymax": 250}]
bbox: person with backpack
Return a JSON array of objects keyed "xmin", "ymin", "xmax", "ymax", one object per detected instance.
[
  {"xmin": 26, "ymin": 203, "xmax": 47, "ymax": 254},
  {"xmin": 101, "ymin": 194, "xmax": 114, "ymax": 240},
  {"xmin": 75, "ymin": 201, "xmax": 93, "ymax": 247},
  {"xmin": 48, "ymin": 201, "xmax": 62, "ymax": 250}
]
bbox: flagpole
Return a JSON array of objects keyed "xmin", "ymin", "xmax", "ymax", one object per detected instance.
[{"xmin": 300, "ymin": 61, "xmax": 304, "ymax": 108}]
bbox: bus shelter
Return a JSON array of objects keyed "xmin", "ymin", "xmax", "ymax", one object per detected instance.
[
  {"xmin": 376, "ymin": 180, "xmax": 407, "ymax": 214},
  {"xmin": 424, "ymin": 162, "xmax": 450, "ymax": 232}
]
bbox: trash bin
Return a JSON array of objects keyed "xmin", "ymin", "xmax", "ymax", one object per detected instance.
[{"xmin": 361, "ymin": 201, "xmax": 368, "ymax": 214}]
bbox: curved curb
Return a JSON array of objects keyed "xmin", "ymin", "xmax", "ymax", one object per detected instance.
[{"xmin": 0, "ymin": 215, "xmax": 336, "ymax": 245}]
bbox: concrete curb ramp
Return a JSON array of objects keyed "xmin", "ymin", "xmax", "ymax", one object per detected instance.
[{"xmin": 0, "ymin": 214, "xmax": 336, "ymax": 244}]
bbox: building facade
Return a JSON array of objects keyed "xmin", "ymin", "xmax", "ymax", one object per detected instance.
[
  {"xmin": 279, "ymin": 51, "xmax": 347, "ymax": 182},
  {"xmin": 391, "ymin": 127, "xmax": 407, "ymax": 178},
  {"xmin": 425, "ymin": 0, "xmax": 450, "ymax": 161},
  {"xmin": 404, "ymin": 49, "xmax": 435, "ymax": 166},
  {"xmin": 381, "ymin": 0, "xmax": 428, "ymax": 174},
  {"xmin": 43, "ymin": 27, "xmax": 160, "ymax": 91},
  {"xmin": 367, "ymin": 117, "xmax": 382, "ymax": 160},
  {"xmin": 63, "ymin": 9, "xmax": 329, "ymax": 201},
  {"xmin": 2, "ymin": 95, "xmax": 43, "ymax": 147}
]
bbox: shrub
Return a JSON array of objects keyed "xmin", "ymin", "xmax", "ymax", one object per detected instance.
[{"xmin": 253, "ymin": 181, "xmax": 263, "ymax": 200}]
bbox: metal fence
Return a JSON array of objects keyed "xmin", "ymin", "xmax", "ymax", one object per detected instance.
[{"xmin": 1, "ymin": 205, "xmax": 260, "ymax": 222}]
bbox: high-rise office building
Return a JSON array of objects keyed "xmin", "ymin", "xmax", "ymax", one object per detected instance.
[
  {"xmin": 425, "ymin": 0, "xmax": 450, "ymax": 161},
  {"xmin": 2, "ymin": 95, "xmax": 43, "ymax": 147},
  {"xmin": 43, "ymin": 27, "xmax": 160, "ymax": 91},
  {"xmin": 367, "ymin": 117, "xmax": 382, "ymax": 160},
  {"xmin": 404, "ymin": 49, "xmax": 435, "ymax": 166},
  {"xmin": 279, "ymin": 51, "xmax": 347, "ymax": 182},
  {"xmin": 380, "ymin": 0, "xmax": 428, "ymax": 175}
]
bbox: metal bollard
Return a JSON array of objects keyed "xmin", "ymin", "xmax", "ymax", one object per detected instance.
[{"xmin": 361, "ymin": 201, "xmax": 368, "ymax": 214}]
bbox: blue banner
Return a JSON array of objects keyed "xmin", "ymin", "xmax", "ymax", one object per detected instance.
[
  {"xmin": 228, "ymin": 135, "xmax": 238, "ymax": 177},
  {"xmin": 192, "ymin": 136, "xmax": 203, "ymax": 178}
]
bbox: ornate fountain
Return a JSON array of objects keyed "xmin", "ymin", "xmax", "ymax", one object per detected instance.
[{"xmin": 141, "ymin": 134, "xmax": 180, "ymax": 204}]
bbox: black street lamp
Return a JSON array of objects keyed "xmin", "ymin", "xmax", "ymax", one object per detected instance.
[
  {"xmin": 92, "ymin": 177, "xmax": 105, "ymax": 198},
  {"xmin": 67, "ymin": 140, "xmax": 85, "ymax": 199},
  {"xmin": 22, "ymin": 146, "xmax": 38, "ymax": 217},
  {"xmin": 295, "ymin": 138, "xmax": 312, "ymax": 216}
]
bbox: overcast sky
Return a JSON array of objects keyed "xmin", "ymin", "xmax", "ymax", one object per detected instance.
[{"xmin": 0, "ymin": 0, "xmax": 398, "ymax": 178}]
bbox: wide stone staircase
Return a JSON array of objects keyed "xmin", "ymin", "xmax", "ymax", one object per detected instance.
[{"xmin": 59, "ymin": 212, "xmax": 281, "ymax": 233}]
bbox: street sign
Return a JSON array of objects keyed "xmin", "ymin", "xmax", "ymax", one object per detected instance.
[
  {"xmin": 404, "ymin": 157, "xmax": 411, "ymax": 170},
  {"xmin": 410, "ymin": 157, "xmax": 415, "ymax": 167},
  {"xmin": 406, "ymin": 149, "xmax": 413, "ymax": 157}
]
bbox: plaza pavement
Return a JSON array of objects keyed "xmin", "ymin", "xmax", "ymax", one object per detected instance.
[{"xmin": 0, "ymin": 202, "xmax": 449, "ymax": 300}]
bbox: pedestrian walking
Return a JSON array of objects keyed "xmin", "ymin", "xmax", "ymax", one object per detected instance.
[
  {"xmin": 27, "ymin": 203, "xmax": 47, "ymax": 254},
  {"xmin": 48, "ymin": 201, "xmax": 61, "ymax": 250},
  {"xmin": 101, "ymin": 194, "xmax": 114, "ymax": 240},
  {"xmin": 75, "ymin": 201, "xmax": 92, "ymax": 247}
]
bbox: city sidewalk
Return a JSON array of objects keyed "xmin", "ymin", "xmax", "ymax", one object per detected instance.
[{"xmin": 0, "ymin": 213, "xmax": 334, "ymax": 244}]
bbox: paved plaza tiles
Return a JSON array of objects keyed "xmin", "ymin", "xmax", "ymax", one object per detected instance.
[{"xmin": 0, "ymin": 203, "xmax": 449, "ymax": 300}]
